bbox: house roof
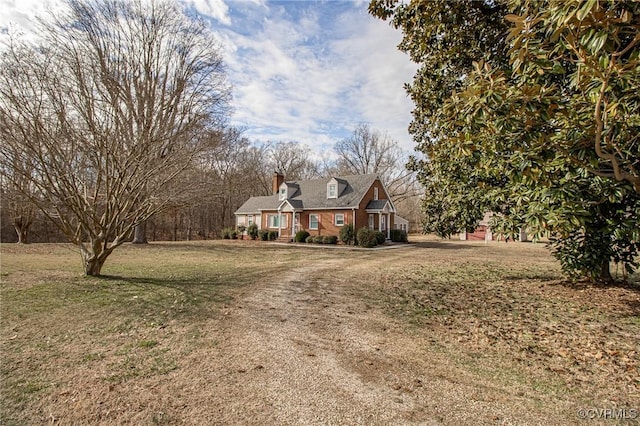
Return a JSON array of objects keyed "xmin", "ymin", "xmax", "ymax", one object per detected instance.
[
  {"xmin": 365, "ymin": 199, "xmax": 390, "ymax": 210},
  {"xmin": 235, "ymin": 173, "xmax": 380, "ymax": 214}
]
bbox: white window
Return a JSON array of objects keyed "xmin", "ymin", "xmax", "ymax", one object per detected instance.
[
  {"xmin": 335, "ymin": 214, "xmax": 344, "ymax": 226},
  {"xmin": 381, "ymin": 215, "xmax": 386, "ymax": 231},
  {"xmin": 268, "ymin": 214, "xmax": 287, "ymax": 228},
  {"xmin": 248, "ymin": 215, "xmax": 254, "ymax": 226},
  {"xmin": 309, "ymin": 214, "xmax": 319, "ymax": 230},
  {"xmin": 368, "ymin": 214, "xmax": 374, "ymax": 230},
  {"xmin": 374, "ymin": 187, "xmax": 379, "ymax": 200},
  {"xmin": 268, "ymin": 214, "xmax": 279, "ymax": 228},
  {"xmin": 328, "ymin": 183, "xmax": 337, "ymax": 198},
  {"xmin": 279, "ymin": 187, "xmax": 287, "ymax": 201}
]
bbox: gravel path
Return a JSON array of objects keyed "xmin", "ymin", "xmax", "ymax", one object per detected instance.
[{"xmin": 184, "ymin": 256, "xmax": 564, "ymax": 426}]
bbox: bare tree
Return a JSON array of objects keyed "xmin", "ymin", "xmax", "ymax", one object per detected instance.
[
  {"xmin": 0, "ymin": 0, "xmax": 230, "ymax": 275},
  {"xmin": 334, "ymin": 124, "xmax": 419, "ymax": 202},
  {"xmin": 0, "ymin": 170, "xmax": 37, "ymax": 244},
  {"xmin": 264, "ymin": 141, "xmax": 321, "ymax": 181}
]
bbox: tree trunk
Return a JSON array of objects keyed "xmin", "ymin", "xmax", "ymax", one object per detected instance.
[
  {"xmin": 82, "ymin": 249, "xmax": 113, "ymax": 276},
  {"xmin": 132, "ymin": 222, "xmax": 148, "ymax": 244},
  {"xmin": 12, "ymin": 215, "xmax": 32, "ymax": 244},
  {"xmin": 13, "ymin": 224, "xmax": 30, "ymax": 244},
  {"xmin": 599, "ymin": 258, "xmax": 613, "ymax": 283}
]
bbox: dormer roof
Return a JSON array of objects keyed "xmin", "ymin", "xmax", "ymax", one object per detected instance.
[{"xmin": 235, "ymin": 173, "xmax": 390, "ymax": 214}]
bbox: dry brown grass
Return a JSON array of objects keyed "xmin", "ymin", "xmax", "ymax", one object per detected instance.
[
  {"xmin": 362, "ymin": 237, "xmax": 639, "ymax": 409},
  {"xmin": 1, "ymin": 238, "xmax": 638, "ymax": 424}
]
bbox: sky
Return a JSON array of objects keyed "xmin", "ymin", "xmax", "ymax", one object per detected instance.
[{"xmin": 0, "ymin": 0, "xmax": 418, "ymax": 159}]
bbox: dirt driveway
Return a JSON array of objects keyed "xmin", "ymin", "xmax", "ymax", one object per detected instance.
[{"xmin": 166, "ymin": 252, "xmax": 574, "ymax": 425}]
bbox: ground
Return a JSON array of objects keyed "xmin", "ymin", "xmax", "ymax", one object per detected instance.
[{"xmin": 1, "ymin": 237, "xmax": 638, "ymax": 425}]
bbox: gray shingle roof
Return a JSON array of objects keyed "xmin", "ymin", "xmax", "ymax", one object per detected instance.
[
  {"xmin": 235, "ymin": 173, "xmax": 379, "ymax": 214},
  {"xmin": 365, "ymin": 199, "xmax": 390, "ymax": 210}
]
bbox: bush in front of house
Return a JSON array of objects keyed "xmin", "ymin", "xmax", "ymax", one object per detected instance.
[
  {"xmin": 339, "ymin": 223, "xmax": 355, "ymax": 245},
  {"xmin": 305, "ymin": 235, "xmax": 314, "ymax": 243},
  {"xmin": 259, "ymin": 229, "xmax": 269, "ymax": 241},
  {"xmin": 356, "ymin": 227, "xmax": 378, "ymax": 248},
  {"xmin": 323, "ymin": 235, "xmax": 338, "ymax": 245},
  {"xmin": 313, "ymin": 236, "xmax": 324, "ymax": 244},
  {"xmin": 295, "ymin": 230, "xmax": 310, "ymax": 243},
  {"xmin": 237, "ymin": 225, "xmax": 246, "ymax": 239},
  {"xmin": 247, "ymin": 223, "xmax": 259, "ymax": 240},
  {"xmin": 374, "ymin": 231, "xmax": 386, "ymax": 245},
  {"xmin": 221, "ymin": 227, "xmax": 234, "ymax": 239},
  {"xmin": 268, "ymin": 231, "xmax": 278, "ymax": 241},
  {"xmin": 390, "ymin": 229, "xmax": 408, "ymax": 243}
]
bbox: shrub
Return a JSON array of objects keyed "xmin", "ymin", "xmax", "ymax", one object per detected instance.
[
  {"xmin": 295, "ymin": 230, "xmax": 310, "ymax": 243},
  {"xmin": 247, "ymin": 223, "xmax": 259, "ymax": 240},
  {"xmin": 313, "ymin": 236, "xmax": 324, "ymax": 244},
  {"xmin": 339, "ymin": 223, "xmax": 355, "ymax": 245},
  {"xmin": 221, "ymin": 227, "xmax": 233, "ymax": 239},
  {"xmin": 230, "ymin": 231, "xmax": 238, "ymax": 240},
  {"xmin": 305, "ymin": 235, "xmax": 314, "ymax": 243},
  {"xmin": 374, "ymin": 231, "xmax": 386, "ymax": 245},
  {"xmin": 237, "ymin": 225, "xmax": 246, "ymax": 239},
  {"xmin": 390, "ymin": 229, "xmax": 408, "ymax": 243},
  {"xmin": 268, "ymin": 231, "xmax": 278, "ymax": 241},
  {"xmin": 356, "ymin": 227, "xmax": 378, "ymax": 248},
  {"xmin": 323, "ymin": 235, "xmax": 338, "ymax": 244},
  {"xmin": 259, "ymin": 229, "xmax": 269, "ymax": 241}
]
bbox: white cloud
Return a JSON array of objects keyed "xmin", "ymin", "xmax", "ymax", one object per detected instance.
[
  {"xmin": 219, "ymin": 1, "xmax": 417, "ymax": 154},
  {"xmin": 0, "ymin": 0, "xmax": 68, "ymax": 35},
  {"xmin": 184, "ymin": 0, "xmax": 231, "ymax": 25}
]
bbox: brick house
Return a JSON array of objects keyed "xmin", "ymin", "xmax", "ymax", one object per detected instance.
[{"xmin": 234, "ymin": 173, "xmax": 399, "ymax": 240}]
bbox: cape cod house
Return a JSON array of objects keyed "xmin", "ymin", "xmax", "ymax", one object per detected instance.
[{"xmin": 234, "ymin": 173, "xmax": 399, "ymax": 241}]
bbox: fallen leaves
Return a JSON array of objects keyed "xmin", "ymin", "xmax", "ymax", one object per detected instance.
[{"xmin": 375, "ymin": 256, "xmax": 640, "ymax": 404}]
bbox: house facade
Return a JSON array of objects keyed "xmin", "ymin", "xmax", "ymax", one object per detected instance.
[{"xmin": 234, "ymin": 173, "xmax": 398, "ymax": 240}]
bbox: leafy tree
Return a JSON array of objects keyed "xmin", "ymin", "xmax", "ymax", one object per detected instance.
[
  {"xmin": 370, "ymin": 0, "xmax": 640, "ymax": 281},
  {"xmin": 0, "ymin": 0, "xmax": 230, "ymax": 275},
  {"xmin": 369, "ymin": 0, "xmax": 510, "ymax": 236},
  {"xmin": 506, "ymin": 0, "xmax": 640, "ymax": 192}
]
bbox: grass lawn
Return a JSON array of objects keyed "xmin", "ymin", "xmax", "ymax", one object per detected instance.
[
  {"xmin": 1, "ymin": 241, "xmax": 307, "ymax": 424},
  {"xmin": 1, "ymin": 237, "xmax": 638, "ymax": 424}
]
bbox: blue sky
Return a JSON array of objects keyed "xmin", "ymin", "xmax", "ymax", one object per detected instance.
[{"xmin": 0, "ymin": 0, "xmax": 417, "ymax": 159}]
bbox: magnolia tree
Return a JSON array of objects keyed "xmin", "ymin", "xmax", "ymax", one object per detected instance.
[
  {"xmin": 370, "ymin": 0, "xmax": 640, "ymax": 281},
  {"xmin": 0, "ymin": 0, "xmax": 230, "ymax": 275}
]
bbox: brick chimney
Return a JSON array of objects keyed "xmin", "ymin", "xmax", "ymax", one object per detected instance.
[{"xmin": 272, "ymin": 172, "xmax": 284, "ymax": 195}]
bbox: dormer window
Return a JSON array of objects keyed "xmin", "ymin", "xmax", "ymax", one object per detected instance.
[
  {"xmin": 279, "ymin": 187, "xmax": 287, "ymax": 201},
  {"xmin": 374, "ymin": 187, "xmax": 379, "ymax": 200},
  {"xmin": 327, "ymin": 177, "xmax": 345, "ymax": 199},
  {"xmin": 328, "ymin": 183, "xmax": 337, "ymax": 199}
]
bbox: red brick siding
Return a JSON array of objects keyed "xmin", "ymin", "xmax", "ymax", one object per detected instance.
[
  {"xmin": 301, "ymin": 210, "xmax": 353, "ymax": 236},
  {"xmin": 354, "ymin": 179, "xmax": 395, "ymax": 231}
]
